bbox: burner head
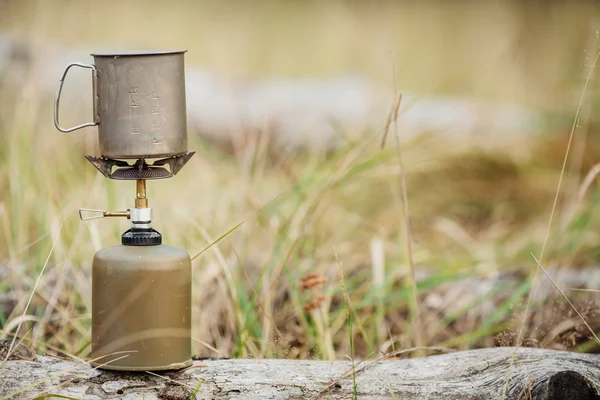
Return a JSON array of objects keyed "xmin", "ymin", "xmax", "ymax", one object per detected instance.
[
  {"xmin": 85, "ymin": 152, "xmax": 195, "ymax": 180},
  {"xmin": 111, "ymin": 166, "xmax": 172, "ymax": 180}
]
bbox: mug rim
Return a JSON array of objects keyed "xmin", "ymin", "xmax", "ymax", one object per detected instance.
[{"xmin": 90, "ymin": 50, "xmax": 187, "ymax": 57}]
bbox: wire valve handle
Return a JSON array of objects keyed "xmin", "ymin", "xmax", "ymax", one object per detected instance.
[{"xmin": 79, "ymin": 209, "xmax": 130, "ymax": 221}]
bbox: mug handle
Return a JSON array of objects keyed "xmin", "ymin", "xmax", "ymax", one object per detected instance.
[{"xmin": 54, "ymin": 62, "xmax": 100, "ymax": 133}]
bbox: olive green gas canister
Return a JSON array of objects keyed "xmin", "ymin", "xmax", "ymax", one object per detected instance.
[{"xmin": 90, "ymin": 230, "xmax": 192, "ymax": 371}]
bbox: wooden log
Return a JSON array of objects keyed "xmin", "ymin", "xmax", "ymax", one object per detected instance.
[{"xmin": 1, "ymin": 345, "xmax": 598, "ymax": 399}]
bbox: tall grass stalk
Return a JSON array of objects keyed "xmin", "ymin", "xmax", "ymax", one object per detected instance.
[
  {"xmin": 336, "ymin": 250, "xmax": 357, "ymax": 400},
  {"xmin": 390, "ymin": 89, "xmax": 424, "ymax": 352},
  {"xmin": 370, "ymin": 237, "xmax": 386, "ymax": 345}
]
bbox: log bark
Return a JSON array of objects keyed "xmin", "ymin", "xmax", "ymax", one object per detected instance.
[{"xmin": 1, "ymin": 346, "xmax": 599, "ymax": 400}]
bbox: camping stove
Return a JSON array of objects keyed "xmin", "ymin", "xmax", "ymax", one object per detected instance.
[{"xmin": 54, "ymin": 50, "xmax": 194, "ymax": 371}]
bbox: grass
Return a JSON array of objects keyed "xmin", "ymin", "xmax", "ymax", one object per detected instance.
[
  {"xmin": 0, "ymin": 0, "xmax": 600, "ymax": 379},
  {"xmin": 336, "ymin": 250, "xmax": 357, "ymax": 399},
  {"xmin": 501, "ymin": 32, "xmax": 600, "ymax": 398}
]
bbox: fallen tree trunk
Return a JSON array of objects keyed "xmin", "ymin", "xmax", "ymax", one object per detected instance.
[{"xmin": 1, "ymin": 346, "xmax": 599, "ymax": 400}]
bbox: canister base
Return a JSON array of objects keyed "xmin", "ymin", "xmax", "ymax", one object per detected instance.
[{"xmin": 90, "ymin": 358, "xmax": 192, "ymax": 372}]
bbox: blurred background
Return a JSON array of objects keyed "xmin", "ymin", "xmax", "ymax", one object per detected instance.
[{"xmin": 1, "ymin": 0, "xmax": 599, "ymax": 361}]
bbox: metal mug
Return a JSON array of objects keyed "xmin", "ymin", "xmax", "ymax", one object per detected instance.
[{"xmin": 54, "ymin": 50, "xmax": 188, "ymax": 159}]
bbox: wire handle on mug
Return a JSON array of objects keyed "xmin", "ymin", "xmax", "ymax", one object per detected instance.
[{"xmin": 54, "ymin": 63, "xmax": 100, "ymax": 133}]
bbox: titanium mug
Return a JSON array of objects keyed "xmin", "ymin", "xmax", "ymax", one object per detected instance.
[{"xmin": 54, "ymin": 50, "xmax": 188, "ymax": 159}]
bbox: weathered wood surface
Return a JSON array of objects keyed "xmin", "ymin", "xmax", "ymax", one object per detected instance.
[{"xmin": 1, "ymin": 346, "xmax": 599, "ymax": 400}]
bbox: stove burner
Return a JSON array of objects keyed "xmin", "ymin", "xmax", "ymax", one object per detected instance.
[
  {"xmin": 111, "ymin": 167, "xmax": 172, "ymax": 180},
  {"xmin": 85, "ymin": 152, "xmax": 195, "ymax": 180}
]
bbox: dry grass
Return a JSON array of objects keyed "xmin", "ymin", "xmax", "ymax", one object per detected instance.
[{"xmin": 0, "ymin": 0, "xmax": 599, "ymax": 364}]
